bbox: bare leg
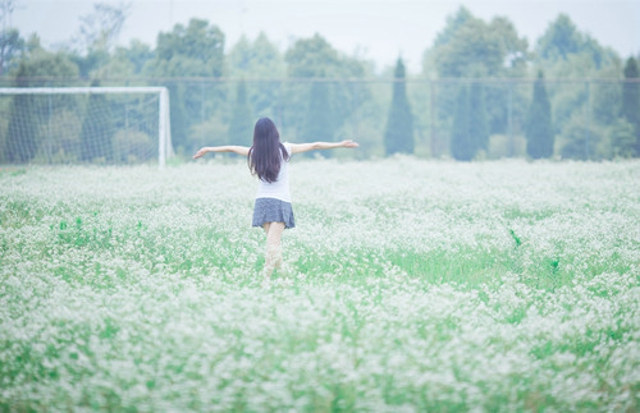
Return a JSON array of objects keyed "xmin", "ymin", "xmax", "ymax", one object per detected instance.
[{"xmin": 263, "ymin": 222, "xmax": 285, "ymax": 277}]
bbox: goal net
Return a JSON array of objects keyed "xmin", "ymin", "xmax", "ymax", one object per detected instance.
[{"xmin": 0, "ymin": 87, "xmax": 173, "ymax": 166}]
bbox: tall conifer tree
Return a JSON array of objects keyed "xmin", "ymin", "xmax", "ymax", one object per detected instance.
[
  {"xmin": 384, "ymin": 58, "xmax": 414, "ymax": 155},
  {"xmin": 525, "ymin": 70, "xmax": 554, "ymax": 158},
  {"xmin": 451, "ymin": 86, "xmax": 474, "ymax": 161},
  {"xmin": 469, "ymin": 81, "xmax": 489, "ymax": 153}
]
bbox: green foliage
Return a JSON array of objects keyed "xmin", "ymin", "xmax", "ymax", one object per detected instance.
[
  {"xmin": 608, "ymin": 118, "xmax": 636, "ymax": 158},
  {"xmin": 622, "ymin": 57, "xmax": 640, "ymax": 155},
  {"xmin": 284, "ymin": 34, "xmax": 369, "ymax": 144},
  {"xmin": 87, "ymin": 39, "xmax": 154, "ymax": 79},
  {"xmin": 285, "ymin": 34, "xmax": 340, "ymax": 78},
  {"xmin": 469, "ymin": 81, "xmax": 489, "ymax": 153},
  {"xmin": 0, "ymin": 28, "xmax": 25, "ymax": 76},
  {"xmin": 537, "ymin": 14, "xmax": 583, "ymax": 61},
  {"xmin": 1, "ymin": 10, "xmax": 635, "ymax": 163},
  {"xmin": 228, "ymin": 33, "xmax": 285, "ymax": 79},
  {"xmin": 4, "ymin": 49, "xmax": 79, "ymax": 163},
  {"xmin": 80, "ymin": 80, "xmax": 115, "ymax": 161},
  {"xmin": 112, "ymin": 129, "xmax": 154, "ymax": 163},
  {"xmin": 557, "ymin": 112, "xmax": 603, "ymax": 160},
  {"xmin": 429, "ymin": 7, "xmax": 528, "ymax": 78},
  {"xmin": 384, "ymin": 58, "xmax": 414, "ymax": 155},
  {"xmin": 449, "ymin": 81, "xmax": 489, "ymax": 160},
  {"xmin": 303, "ymin": 80, "xmax": 334, "ymax": 151},
  {"xmin": 526, "ymin": 71, "xmax": 554, "ymax": 159},
  {"xmin": 69, "ymin": 2, "xmax": 131, "ymax": 78},
  {"xmin": 119, "ymin": 40, "xmax": 155, "ymax": 74},
  {"xmin": 450, "ymin": 86, "xmax": 473, "ymax": 161},
  {"xmin": 227, "ymin": 33, "xmax": 286, "ymax": 118},
  {"xmin": 152, "ymin": 19, "xmax": 226, "ymax": 151},
  {"xmin": 155, "ymin": 19, "xmax": 224, "ymax": 76},
  {"xmin": 424, "ymin": 7, "xmax": 529, "ymax": 142},
  {"xmin": 5, "ymin": 64, "xmax": 38, "ymax": 162},
  {"xmin": 188, "ymin": 115, "xmax": 227, "ymax": 151},
  {"xmin": 532, "ymin": 14, "xmax": 624, "ymax": 161},
  {"xmin": 537, "ymin": 14, "xmax": 614, "ymax": 71},
  {"xmin": 227, "ymin": 80, "xmax": 254, "ymax": 146}
]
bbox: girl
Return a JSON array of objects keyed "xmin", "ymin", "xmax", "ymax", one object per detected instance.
[{"xmin": 193, "ymin": 117, "xmax": 358, "ymax": 276}]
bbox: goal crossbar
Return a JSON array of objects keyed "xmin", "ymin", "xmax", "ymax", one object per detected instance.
[{"xmin": 0, "ymin": 87, "xmax": 172, "ymax": 167}]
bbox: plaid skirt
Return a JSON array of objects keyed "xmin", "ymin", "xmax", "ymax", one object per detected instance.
[{"xmin": 252, "ymin": 197, "xmax": 295, "ymax": 229}]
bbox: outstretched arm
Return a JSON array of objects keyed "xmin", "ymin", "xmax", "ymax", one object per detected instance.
[
  {"xmin": 193, "ymin": 145, "xmax": 250, "ymax": 159},
  {"xmin": 289, "ymin": 140, "xmax": 358, "ymax": 155}
]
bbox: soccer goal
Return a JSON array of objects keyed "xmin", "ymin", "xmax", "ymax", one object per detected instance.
[{"xmin": 0, "ymin": 87, "xmax": 173, "ymax": 166}]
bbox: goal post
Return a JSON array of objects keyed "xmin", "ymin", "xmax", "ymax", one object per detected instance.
[{"xmin": 0, "ymin": 86, "xmax": 173, "ymax": 167}]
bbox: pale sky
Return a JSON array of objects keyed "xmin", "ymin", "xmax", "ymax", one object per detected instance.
[{"xmin": 10, "ymin": 0, "xmax": 640, "ymax": 73}]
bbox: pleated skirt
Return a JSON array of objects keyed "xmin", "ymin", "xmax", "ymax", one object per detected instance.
[{"xmin": 252, "ymin": 197, "xmax": 295, "ymax": 229}]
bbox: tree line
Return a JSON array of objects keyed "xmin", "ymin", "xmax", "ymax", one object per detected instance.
[{"xmin": 0, "ymin": 3, "xmax": 639, "ymax": 163}]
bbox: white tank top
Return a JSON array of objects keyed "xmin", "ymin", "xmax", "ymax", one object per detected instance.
[{"xmin": 255, "ymin": 142, "xmax": 292, "ymax": 202}]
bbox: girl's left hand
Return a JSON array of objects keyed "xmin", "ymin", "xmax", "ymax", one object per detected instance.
[{"xmin": 193, "ymin": 147, "xmax": 209, "ymax": 159}]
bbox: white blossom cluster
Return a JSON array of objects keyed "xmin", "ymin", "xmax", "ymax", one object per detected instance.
[{"xmin": 0, "ymin": 158, "xmax": 639, "ymax": 411}]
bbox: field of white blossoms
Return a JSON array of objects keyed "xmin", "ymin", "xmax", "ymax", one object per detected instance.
[{"xmin": 1, "ymin": 157, "xmax": 639, "ymax": 411}]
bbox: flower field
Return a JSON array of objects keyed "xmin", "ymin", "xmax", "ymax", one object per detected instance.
[{"xmin": 1, "ymin": 158, "xmax": 639, "ymax": 411}]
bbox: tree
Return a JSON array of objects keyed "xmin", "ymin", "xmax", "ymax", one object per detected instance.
[
  {"xmin": 536, "ymin": 14, "xmax": 582, "ymax": 61},
  {"xmin": 525, "ymin": 71, "xmax": 554, "ymax": 158},
  {"xmin": 227, "ymin": 32, "xmax": 286, "ymax": 117},
  {"xmin": 76, "ymin": 2, "xmax": 131, "ymax": 54},
  {"xmin": 228, "ymin": 32, "xmax": 285, "ymax": 79},
  {"xmin": 284, "ymin": 34, "xmax": 369, "ymax": 142},
  {"xmin": 423, "ymin": 7, "xmax": 529, "ymax": 144},
  {"xmin": 69, "ymin": 1, "xmax": 130, "ymax": 78},
  {"xmin": 0, "ymin": 0, "xmax": 21, "ymax": 75},
  {"xmin": 609, "ymin": 118, "xmax": 636, "ymax": 158},
  {"xmin": 285, "ymin": 34, "xmax": 340, "ymax": 78},
  {"xmin": 155, "ymin": 18, "xmax": 224, "ymax": 76},
  {"xmin": 80, "ymin": 79, "xmax": 114, "ymax": 162},
  {"xmin": 114, "ymin": 39, "xmax": 154, "ymax": 75},
  {"xmin": 622, "ymin": 57, "xmax": 639, "ymax": 155},
  {"xmin": 535, "ymin": 14, "xmax": 616, "ymax": 71},
  {"xmin": 152, "ymin": 18, "xmax": 226, "ymax": 150},
  {"xmin": 302, "ymin": 79, "xmax": 333, "ymax": 153},
  {"xmin": 429, "ymin": 7, "xmax": 529, "ymax": 79},
  {"xmin": 4, "ymin": 48, "xmax": 79, "ymax": 163},
  {"xmin": 534, "ymin": 14, "xmax": 621, "ymax": 160},
  {"xmin": 227, "ymin": 79, "xmax": 253, "ymax": 146},
  {"xmin": 557, "ymin": 112, "xmax": 602, "ymax": 160},
  {"xmin": 450, "ymin": 85, "xmax": 473, "ymax": 161},
  {"xmin": 384, "ymin": 58, "xmax": 414, "ymax": 155},
  {"xmin": 0, "ymin": 28, "xmax": 24, "ymax": 76}
]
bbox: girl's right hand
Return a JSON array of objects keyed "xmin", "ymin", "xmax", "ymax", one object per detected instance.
[{"xmin": 341, "ymin": 140, "xmax": 359, "ymax": 148}]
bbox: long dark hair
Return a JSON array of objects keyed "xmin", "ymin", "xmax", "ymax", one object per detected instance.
[{"xmin": 248, "ymin": 117, "xmax": 289, "ymax": 183}]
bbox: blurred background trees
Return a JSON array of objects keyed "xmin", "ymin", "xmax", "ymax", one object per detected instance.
[
  {"xmin": 525, "ymin": 71, "xmax": 554, "ymax": 159},
  {"xmin": 1, "ymin": 2, "xmax": 639, "ymax": 163},
  {"xmin": 384, "ymin": 58, "xmax": 414, "ymax": 155}
]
